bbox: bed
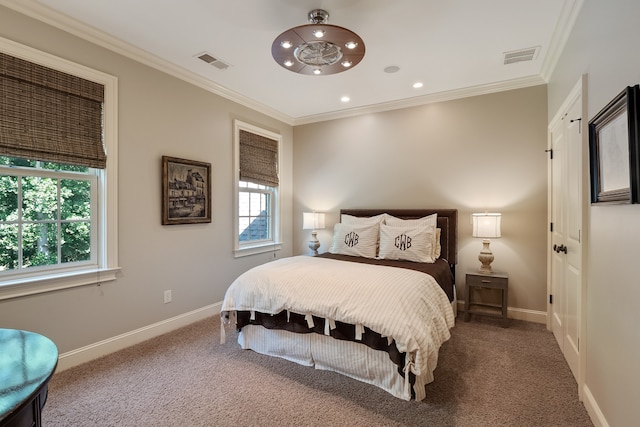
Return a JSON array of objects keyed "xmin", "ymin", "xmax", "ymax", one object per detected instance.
[{"xmin": 220, "ymin": 209, "xmax": 457, "ymax": 401}]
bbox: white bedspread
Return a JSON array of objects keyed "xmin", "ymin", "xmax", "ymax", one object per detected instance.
[{"xmin": 221, "ymin": 255, "xmax": 455, "ymax": 379}]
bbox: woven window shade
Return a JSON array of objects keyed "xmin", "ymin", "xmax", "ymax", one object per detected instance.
[
  {"xmin": 0, "ymin": 52, "xmax": 106, "ymax": 169},
  {"xmin": 239, "ymin": 129, "xmax": 279, "ymax": 187}
]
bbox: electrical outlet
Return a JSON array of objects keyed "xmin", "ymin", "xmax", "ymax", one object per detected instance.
[{"xmin": 164, "ymin": 290, "xmax": 172, "ymax": 304}]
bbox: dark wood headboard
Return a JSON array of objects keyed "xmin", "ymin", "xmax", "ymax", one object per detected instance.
[{"xmin": 339, "ymin": 209, "xmax": 458, "ymax": 269}]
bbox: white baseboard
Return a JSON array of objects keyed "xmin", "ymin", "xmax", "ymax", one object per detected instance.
[
  {"xmin": 582, "ymin": 384, "xmax": 609, "ymax": 427},
  {"xmin": 456, "ymin": 301, "xmax": 547, "ymax": 324},
  {"xmin": 56, "ymin": 302, "xmax": 222, "ymax": 372},
  {"xmin": 58, "ymin": 301, "xmax": 545, "ymax": 373},
  {"xmin": 507, "ymin": 306, "xmax": 547, "ymax": 324}
]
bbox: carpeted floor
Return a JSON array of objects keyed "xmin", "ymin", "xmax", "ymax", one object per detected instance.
[{"xmin": 42, "ymin": 314, "xmax": 593, "ymax": 426}]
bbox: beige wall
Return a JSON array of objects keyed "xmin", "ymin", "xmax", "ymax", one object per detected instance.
[
  {"xmin": 5, "ymin": 3, "xmax": 636, "ymax": 424},
  {"xmin": 0, "ymin": 6, "xmax": 293, "ymax": 353},
  {"xmin": 293, "ymin": 86, "xmax": 549, "ymax": 314},
  {"xmin": 548, "ymin": 0, "xmax": 640, "ymax": 425}
]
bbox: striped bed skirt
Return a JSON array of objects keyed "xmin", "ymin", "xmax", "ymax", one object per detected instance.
[{"xmin": 237, "ymin": 324, "xmax": 435, "ymax": 401}]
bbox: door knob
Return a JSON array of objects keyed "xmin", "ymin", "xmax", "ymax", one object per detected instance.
[{"xmin": 553, "ymin": 244, "xmax": 567, "ymax": 254}]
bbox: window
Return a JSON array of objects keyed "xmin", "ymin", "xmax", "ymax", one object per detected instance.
[
  {"xmin": 233, "ymin": 120, "xmax": 281, "ymax": 257},
  {"xmin": 0, "ymin": 158, "xmax": 97, "ymax": 271},
  {"xmin": 238, "ymin": 180, "xmax": 275, "ymax": 243},
  {"xmin": 0, "ymin": 37, "xmax": 118, "ymax": 300}
]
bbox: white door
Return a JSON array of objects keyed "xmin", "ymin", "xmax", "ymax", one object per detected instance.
[
  {"xmin": 549, "ymin": 116, "xmax": 566, "ymax": 351},
  {"xmin": 549, "ymin": 79, "xmax": 585, "ymax": 384}
]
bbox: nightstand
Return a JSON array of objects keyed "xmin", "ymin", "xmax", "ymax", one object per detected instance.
[{"xmin": 464, "ymin": 271, "xmax": 508, "ymax": 327}]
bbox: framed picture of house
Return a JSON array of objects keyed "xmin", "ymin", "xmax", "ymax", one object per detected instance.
[
  {"xmin": 162, "ymin": 156, "xmax": 212, "ymax": 225},
  {"xmin": 588, "ymin": 85, "xmax": 640, "ymax": 204}
]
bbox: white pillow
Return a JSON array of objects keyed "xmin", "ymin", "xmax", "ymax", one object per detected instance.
[
  {"xmin": 378, "ymin": 224, "xmax": 434, "ymax": 263},
  {"xmin": 434, "ymin": 228, "xmax": 442, "ymax": 259},
  {"xmin": 385, "ymin": 213, "xmax": 437, "ymax": 229},
  {"xmin": 341, "ymin": 214, "xmax": 387, "ymax": 255},
  {"xmin": 340, "ymin": 213, "xmax": 387, "ymax": 226},
  {"xmin": 385, "ymin": 214, "xmax": 438, "ymax": 257},
  {"xmin": 329, "ymin": 223, "xmax": 379, "ymax": 258}
]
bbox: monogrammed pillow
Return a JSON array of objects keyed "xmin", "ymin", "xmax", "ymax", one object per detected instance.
[
  {"xmin": 385, "ymin": 214, "xmax": 437, "ymax": 259},
  {"xmin": 329, "ymin": 223, "xmax": 379, "ymax": 259},
  {"xmin": 378, "ymin": 223, "xmax": 434, "ymax": 263}
]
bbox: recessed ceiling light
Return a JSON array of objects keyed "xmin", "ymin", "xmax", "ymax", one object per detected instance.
[
  {"xmin": 313, "ymin": 68, "xmax": 322, "ymax": 75},
  {"xmin": 313, "ymin": 29, "xmax": 325, "ymax": 38},
  {"xmin": 341, "ymin": 96, "xmax": 350, "ymax": 103},
  {"xmin": 284, "ymin": 60, "xmax": 294, "ymax": 67},
  {"xmin": 413, "ymin": 82, "xmax": 424, "ymax": 89},
  {"xmin": 384, "ymin": 65, "xmax": 400, "ymax": 73},
  {"xmin": 345, "ymin": 41, "xmax": 358, "ymax": 49},
  {"xmin": 341, "ymin": 60, "xmax": 352, "ymax": 68},
  {"xmin": 281, "ymin": 41, "xmax": 292, "ymax": 49}
]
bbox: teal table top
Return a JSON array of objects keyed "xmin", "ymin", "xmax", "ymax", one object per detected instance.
[{"xmin": 0, "ymin": 328, "xmax": 58, "ymax": 422}]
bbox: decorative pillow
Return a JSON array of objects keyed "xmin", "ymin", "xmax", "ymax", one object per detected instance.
[
  {"xmin": 329, "ymin": 223, "xmax": 379, "ymax": 258},
  {"xmin": 385, "ymin": 213, "xmax": 438, "ymax": 258},
  {"xmin": 378, "ymin": 224, "xmax": 435, "ymax": 263},
  {"xmin": 341, "ymin": 214, "xmax": 387, "ymax": 254}
]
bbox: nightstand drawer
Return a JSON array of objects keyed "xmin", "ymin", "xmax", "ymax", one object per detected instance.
[{"xmin": 466, "ymin": 273, "xmax": 508, "ymax": 290}]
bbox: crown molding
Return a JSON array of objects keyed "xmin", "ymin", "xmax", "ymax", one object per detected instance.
[
  {"xmin": 293, "ymin": 75, "xmax": 547, "ymax": 125},
  {"xmin": 540, "ymin": 0, "xmax": 585, "ymax": 82},
  {"xmin": 1, "ymin": 0, "xmax": 574, "ymax": 128},
  {"xmin": 0, "ymin": 0, "xmax": 295, "ymax": 125}
]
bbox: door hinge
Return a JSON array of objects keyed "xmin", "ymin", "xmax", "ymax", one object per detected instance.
[
  {"xmin": 550, "ymin": 222, "xmax": 553, "ymax": 232},
  {"xmin": 549, "ymin": 294, "xmax": 554, "ymax": 304},
  {"xmin": 545, "ymin": 149, "xmax": 553, "ymax": 159}
]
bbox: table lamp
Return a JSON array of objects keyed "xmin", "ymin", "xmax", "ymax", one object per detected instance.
[
  {"xmin": 472, "ymin": 212, "xmax": 501, "ymax": 274},
  {"xmin": 303, "ymin": 212, "xmax": 325, "ymax": 255}
]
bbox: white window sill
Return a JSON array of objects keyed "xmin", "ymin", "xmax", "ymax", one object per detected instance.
[
  {"xmin": 0, "ymin": 267, "xmax": 121, "ymax": 301},
  {"xmin": 234, "ymin": 242, "xmax": 282, "ymax": 258}
]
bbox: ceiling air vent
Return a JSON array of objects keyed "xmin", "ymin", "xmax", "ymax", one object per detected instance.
[
  {"xmin": 503, "ymin": 46, "xmax": 540, "ymax": 65},
  {"xmin": 196, "ymin": 52, "xmax": 230, "ymax": 70}
]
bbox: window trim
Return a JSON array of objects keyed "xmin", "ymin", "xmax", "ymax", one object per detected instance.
[
  {"xmin": 0, "ymin": 37, "xmax": 119, "ymax": 301},
  {"xmin": 233, "ymin": 120, "xmax": 282, "ymax": 257}
]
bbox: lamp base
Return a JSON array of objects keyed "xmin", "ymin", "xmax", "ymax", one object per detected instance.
[
  {"xmin": 308, "ymin": 231, "xmax": 320, "ymax": 256},
  {"xmin": 478, "ymin": 239, "xmax": 494, "ymax": 274}
]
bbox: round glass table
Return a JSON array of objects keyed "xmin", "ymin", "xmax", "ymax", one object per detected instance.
[{"xmin": 0, "ymin": 328, "xmax": 58, "ymax": 427}]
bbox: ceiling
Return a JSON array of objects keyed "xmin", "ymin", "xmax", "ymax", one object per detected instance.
[{"xmin": 8, "ymin": 0, "xmax": 580, "ymax": 125}]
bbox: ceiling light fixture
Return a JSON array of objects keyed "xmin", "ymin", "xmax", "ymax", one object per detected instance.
[{"xmin": 271, "ymin": 9, "xmax": 365, "ymax": 76}]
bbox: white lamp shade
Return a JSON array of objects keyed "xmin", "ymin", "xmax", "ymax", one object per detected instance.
[
  {"xmin": 472, "ymin": 213, "xmax": 501, "ymax": 238},
  {"xmin": 303, "ymin": 212, "xmax": 325, "ymax": 230}
]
